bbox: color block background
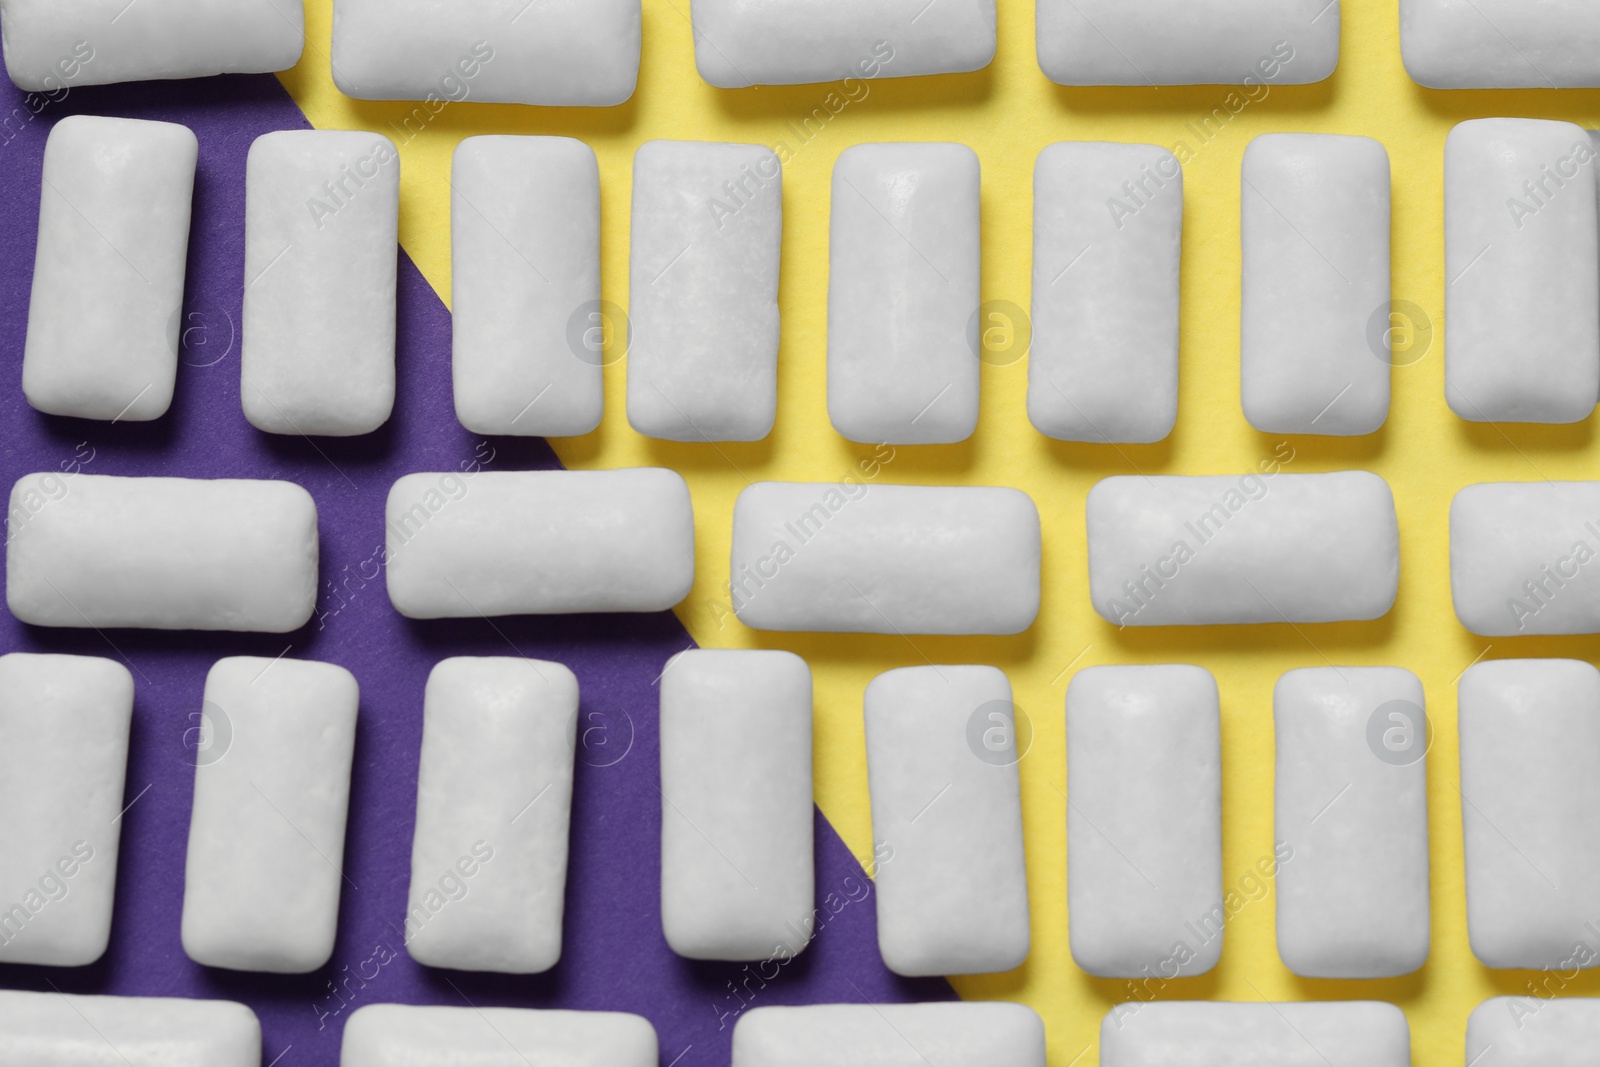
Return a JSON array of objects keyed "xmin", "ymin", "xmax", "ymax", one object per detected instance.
[
  {"xmin": 4, "ymin": 0, "xmax": 1600, "ymax": 1064},
  {"xmin": 0, "ymin": 56, "xmax": 950, "ymax": 1067}
]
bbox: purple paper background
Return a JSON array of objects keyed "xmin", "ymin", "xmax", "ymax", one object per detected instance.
[{"xmin": 0, "ymin": 69, "xmax": 952, "ymax": 1063}]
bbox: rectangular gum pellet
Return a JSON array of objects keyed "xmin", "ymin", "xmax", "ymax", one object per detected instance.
[
  {"xmin": 330, "ymin": 0, "xmax": 640, "ymax": 106},
  {"xmin": 732, "ymin": 1003, "xmax": 1045, "ymax": 1067},
  {"xmin": 452, "ymin": 136, "xmax": 601, "ymax": 438},
  {"xmin": 181, "ymin": 657, "xmax": 359, "ymax": 973},
  {"xmin": 865, "ymin": 666, "xmax": 1029, "ymax": 977},
  {"xmin": 689, "ymin": 2, "xmax": 994, "ymax": 88},
  {"xmin": 1066, "ymin": 665, "xmax": 1222, "ymax": 978},
  {"xmin": 828, "ymin": 143, "xmax": 980, "ymax": 444},
  {"xmin": 242, "ymin": 130, "xmax": 398, "ymax": 437},
  {"xmin": 1099, "ymin": 1001, "xmax": 1410, "ymax": 1066},
  {"xmin": 1242, "ymin": 134, "xmax": 1392, "ymax": 436},
  {"xmin": 0, "ymin": 654, "xmax": 132, "ymax": 967},
  {"xmin": 1274, "ymin": 667, "xmax": 1430, "ymax": 979},
  {"xmin": 1037, "ymin": 1, "xmax": 1339, "ymax": 86},
  {"xmin": 1468, "ymin": 996, "xmax": 1600, "ymax": 1066},
  {"xmin": 385, "ymin": 469, "xmax": 694, "ymax": 618},
  {"xmin": 729, "ymin": 481, "xmax": 1041, "ymax": 635},
  {"xmin": 628, "ymin": 140, "xmax": 782, "ymax": 443},
  {"xmin": 1459, "ymin": 659, "xmax": 1600, "ymax": 970},
  {"xmin": 1445, "ymin": 119, "xmax": 1600, "ymax": 424},
  {"xmin": 0, "ymin": 0, "xmax": 303, "ymax": 90},
  {"xmin": 0, "ymin": 989, "xmax": 261, "ymax": 1066},
  {"xmin": 6, "ymin": 473, "xmax": 319, "ymax": 632},
  {"xmin": 1029, "ymin": 142, "xmax": 1182, "ymax": 444},
  {"xmin": 1086, "ymin": 471, "xmax": 1400, "ymax": 626},
  {"xmin": 1402, "ymin": 0, "xmax": 1600, "ymax": 88},
  {"xmin": 23, "ymin": 116, "xmax": 196, "ymax": 421},
  {"xmin": 1449, "ymin": 482, "xmax": 1600, "ymax": 636},
  {"xmin": 341, "ymin": 1004, "xmax": 657, "ymax": 1067},
  {"xmin": 405, "ymin": 657, "xmax": 578, "ymax": 974},
  {"xmin": 660, "ymin": 650, "xmax": 813, "ymax": 961}
]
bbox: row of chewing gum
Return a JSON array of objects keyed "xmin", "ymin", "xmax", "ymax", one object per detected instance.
[
  {"xmin": 660, "ymin": 657, "xmax": 1427, "ymax": 984},
  {"xmin": 13, "ymin": 0, "xmax": 1600, "ymax": 100},
  {"xmin": 0, "ymin": 652, "xmax": 576, "ymax": 978},
  {"xmin": 46, "ymin": 468, "xmax": 1600, "ymax": 638},
  {"xmin": 11, "ymin": 652, "xmax": 1593, "ymax": 984},
  {"xmin": 0, "ymin": 0, "xmax": 1348, "ymax": 100},
  {"xmin": 11, "ymin": 991, "xmax": 1600, "ymax": 1066},
  {"xmin": 0, "ymin": 650, "xmax": 1594, "ymax": 1050},
  {"xmin": 25, "ymin": 118, "xmax": 1600, "ymax": 442}
]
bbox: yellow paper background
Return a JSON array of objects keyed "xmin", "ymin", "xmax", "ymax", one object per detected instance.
[{"xmin": 282, "ymin": 2, "xmax": 1600, "ymax": 1062}]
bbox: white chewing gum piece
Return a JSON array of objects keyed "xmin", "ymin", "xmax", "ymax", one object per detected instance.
[
  {"xmin": 1241, "ymin": 133, "xmax": 1392, "ymax": 436},
  {"xmin": 330, "ymin": 0, "xmax": 640, "ymax": 106},
  {"xmin": 865, "ymin": 665, "xmax": 1029, "ymax": 977},
  {"xmin": 1099, "ymin": 1001, "xmax": 1410, "ymax": 1066},
  {"xmin": 1467, "ymin": 997, "xmax": 1600, "ymax": 1066},
  {"xmin": 828, "ymin": 143, "xmax": 981, "ymax": 445},
  {"xmin": 660, "ymin": 649, "xmax": 814, "ymax": 962},
  {"xmin": 406, "ymin": 657, "xmax": 577, "ymax": 974},
  {"xmin": 729, "ymin": 481, "xmax": 1041, "ymax": 635},
  {"xmin": 689, "ymin": 2, "xmax": 994, "ymax": 88},
  {"xmin": 341, "ymin": 1004, "xmax": 657, "ymax": 1067},
  {"xmin": 731, "ymin": 1003, "xmax": 1046, "ymax": 1067},
  {"xmin": 23, "ymin": 115, "xmax": 196, "ymax": 421},
  {"xmin": 1459, "ymin": 659, "xmax": 1600, "ymax": 970},
  {"xmin": 628, "ymin": 140, "xmax": 783, "ymax": 443},
  {"xmin": 385, "ymin": 468, "xmax": 694, "ymax": 618},
  {"xmin": 6, "ymin": 473, "xmax": 319, "ymax": 632},
  {"xmin": 0, "ymin": 0, "xmax": 303, "ymax": 90},
  {"xmin": 1445, "ymin": 119, "xmax": 1600, "ymax": 424},
  {"xmin": 1274, "ymin": 667, "xmax": 1430, "ymax": 979},
  {"xmin": 181, "ymin": 657, "xmax": 359, "ymax": 973},
  {"xmin": 1037, "ymin": 1, "xmax": 1338, "ymax": 86},
  {"xmin": 242, "ymin": 129, "xmax": 398, "ymax": 437},
  {"xmin": 1449, "ymin": 482, "xmax": 1600, "ymax": 636},
  {"xmin": 1066, "ymin": 665, "xmax": 1223, "ymax": 978},
  {"xmin": 0, "ymin": 989, "xmax": 261, "ymax": 1066},
  {"xmin": 0, "ymin": 653, "xmax": 132, "ymax": 967},
  {"xmin": 1029, "ymin": 142, "xmax": 1182, "ymax": 444},
  {"xmin": 1085, "ymin": 471, "xmax": 1400, "ymax": 626},
  {"xmin": 451, "ymin": 136, "xmax": 601, "ymax": 438},
  {"xmin": 1402, "ymin": 0, "xmax": 1600, "ymax": 88}
]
